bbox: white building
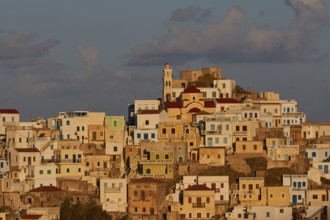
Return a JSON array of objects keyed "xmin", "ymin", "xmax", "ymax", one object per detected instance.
[
  {"xmin": 182, "ymin": 175, "xmax": 229, "ymax": 203},
  {"xmin": 100, "ymin": 178, "xmax": 127, "ymax": 213}
]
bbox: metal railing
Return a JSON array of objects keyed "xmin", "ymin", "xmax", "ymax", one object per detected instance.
[{"xmin": 192, "ymin": 203, "xmax": 205, "ymax": 208}]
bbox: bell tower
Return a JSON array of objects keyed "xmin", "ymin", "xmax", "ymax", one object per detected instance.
[{"xmin": 163, "ymin": 63, "xmax": 172, "ymax": 102}]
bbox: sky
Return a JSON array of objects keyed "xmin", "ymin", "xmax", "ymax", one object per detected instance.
[{"xmin": 0, "ymin": 0, "xmax": 329, "ymax": 121}]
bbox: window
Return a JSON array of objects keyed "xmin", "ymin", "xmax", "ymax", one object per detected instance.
[
  {"xmin": 236, "ymin": 126, "xmax": 240, "ymax": 131},
  {"xmin": 77, "ymin": 126, "xmax": 80, "ymax": 131},
  {"xmin": 206, "ymin": 197, "xmax": 210, "ymax": 203},
  {"xmin": 114, "ymin": 146, "xmax": 118, "ymax": 152},
  {"xmin": 242, "ymin": 145, "xmax": 246, "ymax": 150},
  {"xmin": 143, "ymin": 133, "xmax": 148, "ymax": 139},
  {"xmin": 279, "ymin": 209, "xmax": 284, "ymax": 213},
  {"xmin": 312, "ymin": 152, "xmax": 316, "ymax": 157},
  {"xmin": 78, "ymin": 154, "xmax": 81, "ymax": 159},
  {"xmin": 65, "ymin": 154, "xmax": 69, "ymax": 159},
  {"xmin": 39, "ymin": 170, "xmax": 44, "ymax": 175},
  {"xmin": 82, "ymin": 126, "xmax": 85, "ymax": 131},
  {"xmin": 66, "ymin": 120, "xmax": 70, "ymax": 126},
  {"xmin": 78, "ymin": 168, "xmax": 81, "ymax": 172},
  {"xmin": 312, "ymin": 194, "xmax": 318, "ymax": 199},
  {"xmin": 210, "ymin": 124, "xmax": 215, "ymax": 131},
  {"xmin": 254, "ymin": 145, "xmax": 257, "ymax": 150},
  {"xmin": 145, "ymin": 120, "xmax": 149, "ymax": 125},
  {"xmin": 162, "ymin": 128, "xmax": 166, "ymax": 134},
  {"xmin": 137, "ymin": 133, "xmax": 141, "ymax": 139},
  {"xmin": 113, "ymin": 120, "xmax": 118, "ymax": 127},
  {"xmin": 47, "ymin": 170, "xmax": 51, "ymax": 174},
  {"xmin": 212, "ymin": 91, "xmax": 216, "ymax": 97},
  {"xmin": 156, "ymin": 154, "xmax": 160, "ymax": 159},
  {"xmin": 188, "ymin": 197, "xmax": 192, "ymax": 203},
  {"xmin": 165, "ymin": 154, "xmax": 169, "ymax": 159},
  {"xmin": 171, "ymin": 128, "xmax": 175, "ymax": 134},
  {"xmin": 302, "ymin": 182, "xmax": 306, "ymax": 187},
  {"xmin": 282, "ymin": 193, "xmax": 285, "ymax": 198},
  {"xmin": 270, "ymin": 194, "xmax": 273, "ymax": 198},
  {"xmin": 242, "ymin": 184, "xmax": 246, "ymax": 189},
  {"xmin": 242, "ymin": 126, "xmax": 247, "ymax": 131},
  {"xmin": 66, "ymin": 168, "xmax": 70, "ymax": 173},
  {"xmin": 266, "ymin": 212, "xmax": 270, "ymax": 217},
  {"xmin": 298, "ymin": 195, "xmax": 302, "ymax": 200},
  {"xmin": 146, "ymin": 168, "xmax": 151, "ymax": 174},
  {"xmin": 151, "ymin": 133, "xmax": 155, "ymax": 139},
  {"xmin": 215, "ymin": 138, "xmax": 219, "ymax": 144},
  {"xmin": 224, "ymin": 137, "xmax": 228, "ymax": 144},
  {"xmin": 67, "ymin": 134, "xmax": 70, "ymax": 140}
]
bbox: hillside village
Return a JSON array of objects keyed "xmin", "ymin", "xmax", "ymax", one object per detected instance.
[{"xmin": 1, "ymin": 63, "xmax": 330, "ymax": 220}]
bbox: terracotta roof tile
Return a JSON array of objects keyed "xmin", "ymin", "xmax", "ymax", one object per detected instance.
[
  {"xmin": 15, "ymin": 148, "xmax": 40, "ymax": 153},
  {"xmin": 139, "ymin": 110, "xmax": 161, "ymax": 114},
  {"xmin": 182, "ymin": 86, "xmax": 201, "ymax": 94},
  {"xmin": 30, "ymin": 186, "xmax": 63, "ymax": 193},
  {"xmin": 165, "ymin": 101, "xmax": 182, "ymax": 108},
  {"xmin": 188, "ymin": 108, "xmax": 201, "ymax": 113},
  {"xmin": 204, "ymin": 100, "xmax": 216, "ymax": 108},
  {"xmin": 185, "ymin": 184, "xmax": 213, "ymax": 191},
  {"xmin": 0, "ymin": 109, "xmax": 19, "ymax": 114}
]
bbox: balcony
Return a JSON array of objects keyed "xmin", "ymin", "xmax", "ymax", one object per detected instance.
[
  {"xmin": 243, "ymin": 190, "xmax": 255, "ymax": 195},
  {"xmin": 205, "ymin": 130, "xmax": 222, "ymax": 135},
  {"xmin": 104, "ymin": 187, "xmax": 121, "ymax": 193},
  {"xmin": 233, "ymin": 131, "xmax": 247, "ymax": 136},
  {"xmin": 192, "ymin": 203, "xmax": 205, "ymax": 208},
  {"xmin": 139, "ymin": 159, "xmax": 173, "ymax": 164},
  {"xmin": 55, "ymin": 159, "xmax": 82, "ymax": 164},
  {"xmin": 25, "ymin": 175, "xmax": 34, "ymax": 179}
]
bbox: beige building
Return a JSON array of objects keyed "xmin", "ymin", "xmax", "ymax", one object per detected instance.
[
  {"xmin": 0, "ymin": 109, "xmax": 19, "ymax": 139},
  {"xmin": 239, "ymin": 177, "xmax": 264, "ymax": 206},
  {"xmin": 199, "ymin": 147, "xmax": 225, "ymax": 166},
  {"xmin": 128, "ymin": 178, "xmax": 166, "ymax": 220},
  {"xmin": 307, "ymin": 189, "xmax": 330, "ymax": 206},
  {"xmin": 262, "ymin": 186, "xmax": 291, "ymax": 206},
  {"xmin": 235, "ymin": 141, "xmax": 263, "ymax": 154},
  {"xmin": 180, "ymin": 184, "xmax": 215, "ymax": 219}
]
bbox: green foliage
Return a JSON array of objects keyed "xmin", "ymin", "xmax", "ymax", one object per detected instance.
[{"xmin": 60, "ymin": 198, "xmax": 112, "ymax": 220}]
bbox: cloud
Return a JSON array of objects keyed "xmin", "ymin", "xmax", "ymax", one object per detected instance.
[
  {"xmin": 0, "ymin": 30, "xmax": 59, "ymax": 69},
  {"xmin": 127, "ymin": 0, "xmax": 329, "ymax": 66},
  {"xmin": 171, "ymin": 6, "xmax": 213, "ymax": 22},
  {"xmin": 77, "ymin": 44, "xmax": 99, "ymax": 71}
]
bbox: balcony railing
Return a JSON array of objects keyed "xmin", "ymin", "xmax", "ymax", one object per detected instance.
[
  {"xmin": 233, "ymin": 131, "xmax": 247, "ymax": 136},
  {"xmin": 104, "ymin": 187, "xmax": 121, "ymax": 193},
  {"xmin": 55, "ymin": 159, "xmax": 82, "ymax": 164},
  {"xmin": 205, "ymin": 130, "xmax": 222, "ymax": 135},
  {"xmin": 192, "ymin": 203, "xmax": 205, "ymax": 208},
  {"xmin": 139, "ymin": 159, "xmax": 173, "ymax": 164},
  {"xmin": 243, "ymin": 190, "xmax": 255, "ymax": 195}
]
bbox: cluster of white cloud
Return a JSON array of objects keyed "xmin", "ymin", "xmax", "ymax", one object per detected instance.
[{"xmin": 127, "ymin": 0, "xmax": 329, "ymax": 66}]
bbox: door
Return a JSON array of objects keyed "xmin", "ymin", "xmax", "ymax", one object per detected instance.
[{"xmin": 292, "ymin": 195, "xmax": 297, "ymax": 205}]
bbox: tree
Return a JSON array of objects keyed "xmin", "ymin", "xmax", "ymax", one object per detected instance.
[{"xmin": 60, "ymin": 198, "xmax": 112, "ymax": 220}]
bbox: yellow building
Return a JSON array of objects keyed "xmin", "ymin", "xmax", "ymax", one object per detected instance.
[
  {"xmin": 158, "ymin": 120, "xmax": 200, "ymax": 156},
  {"xmin": 137, "ymin": 142, "xmax": 186, "ymax": 179},
  {"xmin": 54, "ymin": 144, "xmax": 84, "ymax": 178},
  {"xmin": 88, "ymin": 125, "xmax": 105, "ymax": 147},
  {"xmin": 180, "ymin": 184, "xmax": 215, "ymax": 219},
  {"xmin": 165, "ymin": 86, "xmax": 216, "ymax": 122},
  {"xmin": 199, "ymin": 147, "xmax": 225, "ymax": 166},
  {"xmin": 261, "ymin": 186, "xmax": 291, "ymax": 206},
  {"xmin": 232, "ymin": 120, "xmax": 259, "ymax": 143},
  {"xmin": 239, "ymin": 177, "xmax": 264, "ymax": 206},
  {"xmin": 235, "ymin": 141, "xmax": 263, "ymax": 154}
]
